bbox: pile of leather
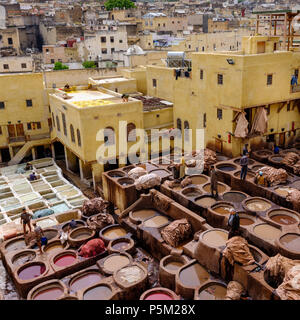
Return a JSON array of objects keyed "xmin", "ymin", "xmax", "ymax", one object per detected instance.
[
  {"xmin": 265, "ymin": 254, "xmax": 300, "ymax": 300},
  {"xmin": 293, "ymin": 160, "xmax": 300, "ymax": 175},
  {"xmin": 79, "ymin": 238, "xmax": 106, "ymax": 258},
  {"xmin": 161, "ymin": 218, "xmax": 192, "ymax": 247},
  {"xmin": 135, "ymin": 173, "xmax": 161, "ymax": 190},
  {"xmin": 180, "ymin": 177, "xmax": 192, "ymax": 188},
  {"xmin": 282, "ymin": 152, "xmax": 299, "ymax": 166},
  {"xmin": 150, "ymin": 190, "xmax": 172, "ymax": 212},
  {"xmin": 164, "ymin": 180, "xmax": 180, "ymax": 189},
  {"xmin": 225, "ymin": 281, "xmax": 245, "ymax": 300},
  {"xmin": 185, "ymin": 149, "xmax": 217, "ymax": 171},
  {"xmin": 87, "ymin": 213, "xmax": 114, "ymax": 231},
  {"xmin": 82, "ymin": 197, "xmax": 109, "ymax": 217},
  {"xmin": 128, "ymin": 167, "xmax": 147, "ymax": 180},
  {"xmin": 254, "ymin": 166, "xmax": 288, "ymax": 186},
  {"xmin": 286, "ymin": 189, "xmax": 300, "ymax": 212},
  {"xmin": 222, "ymin": 236, "xmax": 255, "ymax": 266}
]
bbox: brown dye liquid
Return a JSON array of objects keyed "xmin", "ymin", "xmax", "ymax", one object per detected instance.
[
  {"xmin": 240, "ymin": 218, "xmax": 254, "ymax": 226},
  {"xmin": 271, "ymin": 214, "xmax": 297, "ymax": 225},
  {"xmin": 195, "ymin": 197, "xmax": 217, "ymax": 207},
  {"xmin": 83, "ymin": 286, "xmax": 112, "ymax": 300},
  {"xmin": 45, "ymin": 243, "xmax": 64, "ymax": 252},
  {"xmin": 103, "ymin": 227, "xmax": 127, "ymax": 240},
  {"xmin": 183, "ymin": 190, "xmax": 202, "ymax": 197},
  {"xmin": 254, "ymin": 224, "xmax": 281, "ymax": 240},
  {"xmin": 213, "ymin": 206, "xmax": 234, "ymax": 215},
  {"xmin": 190, "ymin": 176, "xmax": 208, "ymax": 185},
  {"xmin": 112, "ymin": 241, "xmax": 129, "ymax": 251},
  {"xmin": 73, "ymin": 231, "xmax": 92, "ymax": 240},
  {"xmin": 131, "ymin": 209, "xmax": 157, "ymax": 221},
  {"xmin": 280, "ymin": 234, "xmax": 300, "ymax": 253},
  {"xmin": 203, "ymin": 184, "xmax": 226, "ymax": 193},
  {"xmin": 246, "ymin": 200, "xmax": 271, "ymax": 212},
  {"xmin": 103, "ymin": 255, "xmax": 130, "ymax": 272},
  {"xmin": 198, "ymin": 284, "xmax": 227, "ymax": 300},
  {"xmin": 223, "ymin": 192, "xmax": 246, "ymax": 203},
  {"xmin": 164, "ymin": 261, "xmax": 184, "ymax": 272},
  {"xmin": 203, "ymin": 230, "xmax": 228, "ymax": 247},
  {"xmin": 275, "ymin": 188, "xmax": 294, "ymax": 197},
  {"xmin": 179, "ymin": 263, "xmax": 209, "ymax": 287},
  {"xmin": 143, "ymin": 215, "xmax": 169, "ymax": 228}
]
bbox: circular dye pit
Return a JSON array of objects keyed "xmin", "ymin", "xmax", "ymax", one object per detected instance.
[
  {"xmin": 69, "ymin": 227, "xmax": 93, "ymax": 240},
  {"xmin": 12, "ymin": 251, "xmax": 36, "ymax": 267},
  {"xmin": 43, "ymin": 230, "xmax": 58, "ymax": 241},
  {"xmin": 44, "ymin": 241, "xmax": 65, "ymax": 254},
  {"xmin": 110, "ymin": 237, "xmax": 131, "ymax": 252},
  {"xmin": 211, "ymin": 204, "xmax": 235, "ymax": 215},
  {"xmin": 198, "ymin": 283, "xmax": 227, "ymax": 300},
  {"xmin": 83, "ymin": 285, "xmax": 112, "ymax": 300},
  {"xmin": 195, "ymin": 196, "xmax": 217, "ymax": 207},
  {"xmin": 203, "ymin": 183, "xmax": 227, "ymax": 194},
  {"xmin": 223, "ymin": 192, "xmax": 247, "ymax": 203},
  {"xmin": 256, "ymin": 150, "xmax": 273, "ymax": 156},
  {"xmin": 144, "ymin": 292, "xmax": 173, "ymax": 300},
  {"xmin": 252, "ymin": 165, "xmax": 264, "ymax": 171},
  {"xmin": 5, "ymin": 238, "xmax": 26, "ymax": 252},
  {"xmin": 291, "ymin": 180, "xmax": 300, "ymax": 189},
  {"xmin": 107, "ymin": 171, "xmax": 125, "ymax": 178},
  {"xmin": 150, "ymin": 169, "xmax": 171, "ymax": 178},
  {"xmin": 234, "ymin": 171, "xmax": 255, "ymax": 179},
  {"xmin": 164, "ymin": 261, "xmax": 185, "ymax": 272},
  {"xmin": 115, "ymin": 265, "xmax": 144, "ymax": 285},
  {"xmin": 54, "ymin": 253, "xmax": 77, "ymax": 267},
  {"xmin": 117, "ymin": 178, "xmax": 134, "ymax": 186},
  {"xmin": 216, "ymin": 155, "xmax": 229, "ymax": 162},
  {"xmin": 190, "ymin": 175, "xmax": 209, "ymax": 185},
  {"xmin": 216, "ymin": 164, "xmax": 237, "ymax": 172},
  {"xmin": 181, "ymin": 187, "xmax": 202, "ymax": 198},
  {"xmin": 122, "ymin": 165, "xmax": 135, "ymax": 173},
  {"xmin": 269, "ymin": 210, "xmax": 298, "ymax": 225},
  {"xmin": 274, "ymin": 187, "xmax": 295, "ymax": 198},
  {"xmin": 62, "ymin": 220, "xmax": 85, "ymax": 233},
  {"xmin": 70, "ymin": 272, "xmax": 103, "ymax": 292},
  {"xmin": 179, "ymin": 263, "xmax": 209, "ymax": 287},
  {"xmin": 270, "ymin": 156, "xmax": 283, "ymax": 163},
  {"xmin": 33, "ymin": 287, "xmax": 64, "ymax": 300},
  {"xmin": 131, "ymin": 209, "xmax": 157, "ymax": 221},
  {"xmin": 143, "ymin": 215, "xmax": 169, "ymax": 228},
  {"xmin": 280, "ymin": 234, "xmax": 300, "ymax": 253},
  {"xmin": 234, "ymin": 158, "xmax": 255, "ymax": 165},
  {"xmin": 253, "ymin": 224, "xmax": 281, "ymax": 241},
  {"xmin": 202, "ymin": 230, "xmax": 228, "ymax": 247},
  {"xmin": 239, "ymin": 214, "xmax": 255, "ymax": 226},
  {"xmin": 102, "ymin": 226, "xmax": 127, "ymax": 240},
  {"xmin": 103, "ymin": 255, "xmax": 130, "ymax": 273},
  {"xmin": 18, "ymin": 263, "xmax": 46, "ymax": 280},
  {"xmin": 245, "ymin": 199, "xmax": 272, "ymax": 212}
]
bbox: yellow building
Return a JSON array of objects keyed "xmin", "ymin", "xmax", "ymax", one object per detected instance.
[{"xmin": 0, "ymin": 73, "xmax": 51, "ymax": 163}]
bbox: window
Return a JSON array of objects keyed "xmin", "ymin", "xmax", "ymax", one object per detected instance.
[
  {"xmin": 110, "ymin": 36, "xmax": 114, "ymax": 43},
  {"xmin": 152, "ymin": 79, "xmax": 157, "ymax": 88},
  {"xmin": 267, "ymin": 74, "xmax": 273, "ymax": 85},
  {"xmin": 200, "ymin": 69, "xmax": 204, "ymax": 80},
  {"xmin": 70, "ymin": 125, "xmax": 75, "ymax": 142},
  {"xmin": 37, "ymin": 122, "xmax": 41, "ymax": 129},
  {"xmin": 56, "ymin": 115, "xmax": 60, "ymax": 131},
  {"xmin": 52, "ymin": 113, "xmax": 55, "ymax": 128},
  {"xmin": 203, "ymin": 113, "xmax": 207, "ymax": 128},
  {"xmin": 21, "ymin": 63, "xmax": 27, "ymax": 68},
  {"xmin": 104, "ymin": 127, "xmax": 115, "ymax": 145},
  {"xmin": 0, "ymin": 101, "xmax": 5, "ymax": 109},
  {"xmin": 176, "ymin": 118, "xmax": 182, "ymax": 130},
  {"xmin": 163, "ymin": 23, "xmax": 165, "ymax": 27},
  {"xmin": 119, "ymin": 39, "xmax": 123, "ymax": 43},
  {"xmin": 172, "ymin": 21, "xmax": 174, "ymax": 24},
  {"xmin": 101, "ymin": 36, "xmax": 106, "ymax": 43},
  {"xmin": 202, "ymin": 46, "xmax": 205, "ymax": 51},
  {"xmin": 27, "ymin": 123, "xmax": 32, "ymax": 130},
  {"xmin": 51, "ymin": 59, "xmax": 55, "ymax": 64},
  {"xmin": 3, "ymin": 64, "xmax": 9, "ymax": 70},
  {"xmin": 101, "ymin": 48, "xmax": 107, "ymax": 54},
  {"xmin": 111, "ymin": 48, "xmax": 115, "ymax": 54},
  {"xmin": 8, "ymin": 37, "xmax": 13, "ymax": 45},
  {"xmin": 0, "ymin": 126, "xmax": 2, "ymax": 135},
  {"xmin": 62, "ymin": 113, "xmax": 67, "ymax": 136},
  {"xmin": 46, "ymin": 48, "xmax": 49, "ymax": 52},
  {"xmin": 217, "ymin": 108, "xmax": 223, "ymax": 120},
  {"xmin": 26, "ymin": 99, "xmax": 32, "ymax": 107},
  {"xmin": 188, "ymin": 45, "xmax": 191, "ymax": 49},
  {"xmin": 77, "ymin": 129, "xmax": 81, "ymax": 146},
  {"xmin": 158, "ymin": 23, "xmax": 160, "ymax": 27},
  {"xmin": 127, "ymin": 123, "xmax": 136, "ymax": 142},
  {"xmin": 217, "ymin": 74, "xmax": 223, "ymax": 85}
]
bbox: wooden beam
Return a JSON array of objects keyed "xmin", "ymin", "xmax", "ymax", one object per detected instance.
[{"xmin": 277, "ymin": 102, "xmax": 287, "ymax": 113}]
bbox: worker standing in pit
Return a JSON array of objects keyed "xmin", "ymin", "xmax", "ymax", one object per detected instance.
[{"xmin": 210, "ymin": 165, "xmax": 218, "ymax": 199}]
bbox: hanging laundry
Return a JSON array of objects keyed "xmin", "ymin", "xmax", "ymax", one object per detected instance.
[
  {"xmin": 249, "ymin": 107, "xmax": 268, "ymax": 136},
  {"xmin": 234, "ymin": 112, "xmax": 249, "ymax": 138}
]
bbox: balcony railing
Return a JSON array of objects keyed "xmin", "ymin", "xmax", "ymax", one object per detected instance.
[{"xmin": 8, "ymin": 133, "xmax": 50, "ymax": 144}]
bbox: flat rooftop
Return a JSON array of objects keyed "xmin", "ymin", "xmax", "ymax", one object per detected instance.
[
  {"xmin": 91, "ymin": 77, "xmax": 134, "ymax": 85},
  {"xmin": 135, "ymin": 96, "xmax": 173, "ymax": 112}
]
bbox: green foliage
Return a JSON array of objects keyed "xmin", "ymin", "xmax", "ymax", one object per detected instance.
[
  {"xmin": 82, "ymin": 60, "xmax": 97, "ymax": 68},
  {"xmin": 53, "ymin": 61, "xmax": 69, "ymax": 70},
  {"xmin": 104, "ymin": 0, "xmax": 136, "ymax": 11}
]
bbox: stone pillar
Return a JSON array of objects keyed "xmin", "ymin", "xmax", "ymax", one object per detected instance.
[
  {"xmin": 92, "ymin": 163, "xmax": 104, "ymax": 191},
  {"xmin": 51, "ymin": 144, "xmax": 55, "ymax": 160},
  {"xmin": 31, "ymin": 147, "xmax": 36, "ymax": 160}
]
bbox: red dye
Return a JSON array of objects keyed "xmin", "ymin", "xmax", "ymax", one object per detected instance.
[
  {"xmin": 54, "ymin": 254, "xmax": 76, "ymax": 267},
  {"xmin": 18, "ymin": 264, "xmax": 46, "ymax": 280},
  {"xmin": 145, "ymin": 292, "xmax": 173, "ymax": 300},
  {"xmin": 34, "ymin": 288, "xmax": 63, "ymax": 300}
]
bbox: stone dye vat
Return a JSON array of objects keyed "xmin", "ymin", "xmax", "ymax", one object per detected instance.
[
  {"xmin": 108, "ymin": 237, "xmax": 135, "ymax": 255},
  {"xmin": 222, "ymin": 191, "xmax": 247, "ymax": 203},
  {"xmin": 140, "ymin": 287, "xmax": 179, "ymax": 300},
  {"xmin": 149, "ymin": 169, "xmax": 172, "ymax": 181},
  {"xmin": 277, "ymin": 233, "xmax": 300, "ymax": 259},
  {"xmin": 216, "ymin": 163, "xmax": 238, "ymax": 172},
  {"xmin": 107, "ymin": 170, "xmax": 126, "ymax": 178},
  {"xmin": 195, "ymin": 281, "xmax": 227, "ymax": 300},
  {"xmin": 239, "ymin": 213, "xmax": 256, "ymax": 226},
  {"xmin": 143, "ymin": 215, "xmax": 169, "ymax": 228},
  {"xmin": 43, "ymin": 240, "xmax": 68, "ymax": 254},
  {"xmin": 52, "ymin": 251, "xmax": 78, "ymax": 269},
  {"xmin": 268, "ymin": 209, "xmax": 299, "ymax": 226},
  {"xmin": 129, "ymin": 208, "xmax": 158, "ymax": 223},
  {"xmin": 117, "ymin": 178, "xmax": 134, "ymax": 186},
  {"xmin": 100, "ymin": 224, "xmax": 128, "ymax": 245},
  {"xmin": 243, "ymin": 198, "xmax": 272, "ymax": 213},
  {"xmin": 17, "ymin": 262, "xmax": 47, "ymax": 281},
  {"xmin": 69, "ymin": 270, "xmax": 104, "ymax": 293},
  {"xmin": 189, "ymin": 174, "xmax": 209, "ymax": 185},
  {"xmin": 202, "ymin": 182, "xmax": 229, "ymax": 194},
  {"xmin": 82, "ymin": 284, "xmax": 113, "ymax": 300},
  {"xmin": 5, "ymin": 237, "xmax": 27, "ymax": 252},
  {"xmin": 211, "ymin": 203, "xmax": 235, "ymax": 216},
  {"xmin": 27, "ymin": 280, "xmax": 67, "ymax": 300},
  {"xmin": 253, "ymin": 224, "xmax": 282, "ymax": 241},
  {"xmin": 11, "ymin": 250, "xmax": 37, "ymax": 268},
  {"xmin": 68, "ymin": 227, "xmax": 95, "ymax": 247},
  {"xmin": 274, "ymin": 187, "xmax": 295, "ymax": 198},
  {"xmin": 201, "ymin": 229, "xmax": 228, "ymax": 248},
  {"xmin": 181, "ymin": 187, "xmax": 202, "ymax": 198},
  {"xmin": 194, "ymin": 196, "xmax": 217, "ymax": 207},
  {"xmin": 98, "ymin": 253, "xmax": 132, "ymax": 275}
]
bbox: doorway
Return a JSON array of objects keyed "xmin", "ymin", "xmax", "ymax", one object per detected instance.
[
  {"xmin": 0, "ymin": 148, "xmax": 11, "ymax": 162},
  {"xmin": 279, "ymin": 132, "xmax": 285, "ymax": 147},
  {"xmin": 7, "ymin": 124, "xmax": 16, "ymax": 138},
  {"xmin": 16, "ymin": 124, "xmax": 24, "ymax": 137},
  {"xmin": 36, "ymin": 146, "xmax": 45, "ymax": 159}
]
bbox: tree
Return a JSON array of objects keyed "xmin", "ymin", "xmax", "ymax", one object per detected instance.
[
  {"xmin": 104, "ymin": 0, "xmax": 136, "ymax": 11},
  {"xmin": 82, "ymin": 60, "xmax": 97, "ymax": 68},
  {"xmin": 53, "ymin": 62, "xmax": 69, "ymax": 70}
]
